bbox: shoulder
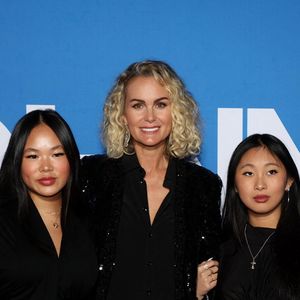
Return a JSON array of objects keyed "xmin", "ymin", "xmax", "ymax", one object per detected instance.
[
  {"xmin": 81, "ymin": 154, "xmax": 109, "ymax": 171},
  {"xmin": 0, "ymin": 203, "xmax": 21, "ymax": 256},
  {"xmin": 0, "ymin": 201, "xmax": 18, "ymax": 235},
  {"xmin": 81, "ymin": 154, "xmax": 121, "ymax": 179},
  {"xmin": 178, "ymin": 159, "xmax": 222, "ymax": 189},
  {"xmin": 0, "ymin": 196, "xmax": 16, "ymax": 217},
  {"xmin": 174, "ymin": 159, "xmax": 223, "ymax": 214},
  {"xmin": 80, "ymin": 155, "xmax": 124, "ymax": 197}
]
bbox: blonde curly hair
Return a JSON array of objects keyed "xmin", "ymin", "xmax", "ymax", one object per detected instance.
[{"xmin": 103, "ymin": 60, "xmax": 202, "ymax": 159}]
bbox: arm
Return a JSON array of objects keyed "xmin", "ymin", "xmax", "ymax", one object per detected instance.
[
  {"xmin": 197, "ymin": 171, "xmax": 222, "ymax": 262},
  {"xmin": 193, "ymin": 168, "xmax": 222, "ymax": 299}
]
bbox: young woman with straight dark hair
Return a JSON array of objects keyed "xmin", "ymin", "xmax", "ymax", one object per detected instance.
[
  {"xmin": 0, "ymin": 109, "xmax": 98, "ymax": 300},
  {"xmin": 215, "ymin": 133, "xmax": 300, "ymax": 299}
]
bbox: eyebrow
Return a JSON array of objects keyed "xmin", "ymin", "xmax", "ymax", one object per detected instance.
[
  {"xmin": 128, "ymin": 97, "xmax": 169, "ymax": 103},
  {"xmin": 23, "ymin": 145, "xmax": 64, "ymax": 152},
  {"xmin": 238, "ymin": 162, "xmax": 282, "ymax": 169}
]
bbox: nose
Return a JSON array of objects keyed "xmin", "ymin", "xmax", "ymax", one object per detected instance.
[
  {"xmin": 255, "ymin": 176, "xmax": 266, "ymax": 190},
  {"xmin": 145, "ymin": 107, "xmax": 155, "ymax": 123},
  {"xmin": 39, "ymin": 158, "xmax": 53, "ymax": 172}
]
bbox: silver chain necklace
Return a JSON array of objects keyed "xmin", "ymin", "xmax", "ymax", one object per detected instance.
[{"xmin": 244, "ymin": 223, "xmax": 275, "ymax": 270}]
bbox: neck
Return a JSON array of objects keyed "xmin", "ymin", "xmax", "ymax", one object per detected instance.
[
  {"xmin": 135, "ymin": 146, "xmax": 169, "ymax": 175},
  {"xmin": 248, "ymin": 213, "xmax": 280, "ymax": 229},
  {"xmin": 32, "ymin": 197, "xmax": 62, "ymax": 214}
]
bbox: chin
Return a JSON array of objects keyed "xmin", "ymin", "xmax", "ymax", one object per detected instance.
[{"xmin": 135, "ymin": 139, "xmax": 167, "ymax": 149}]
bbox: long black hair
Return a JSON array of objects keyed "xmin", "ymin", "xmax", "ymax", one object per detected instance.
[
  {"xmin": 0, "ymin": 109, "xmax": 80, "ymax": 223},
  {"xmin": 222, "ymin": 133, "xmax": 300, "ymax": 241},
  {"xmin": 222, "ymin": 133, "xmax": 300, "ymax": 297}
]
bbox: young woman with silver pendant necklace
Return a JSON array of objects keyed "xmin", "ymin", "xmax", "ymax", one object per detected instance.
[
  {"xmin": 244, "ymin": 223, "xmax": 275, "ymax": 270},
  {"xmin": 215, "ymin": 134, "xmax": 300, "ymax": 299}
]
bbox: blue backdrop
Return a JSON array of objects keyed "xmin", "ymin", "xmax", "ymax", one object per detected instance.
[{"xmin": 1, "ymin": 0, "xmax": 299, "ymax": 186}]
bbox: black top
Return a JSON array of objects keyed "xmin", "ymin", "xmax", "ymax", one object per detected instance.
[
  {"xmin": 80, "ymin": 154, "xmax": 222, "ymax": 300},
  {"xmin": 0, "ymin": 199, "xmax": 98, "ymax": 300},
  {"xmin": 216, "ymin": 224, "xmax": 278, "ymax": 300},
  {"xmin": 107, "ymin": 154, "xmax": 175, "ymax": 300}
]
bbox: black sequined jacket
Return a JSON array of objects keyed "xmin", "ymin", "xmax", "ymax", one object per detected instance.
[{"xmin": 80, "ymin": 154, "xmax": 222, "ymax": 300}]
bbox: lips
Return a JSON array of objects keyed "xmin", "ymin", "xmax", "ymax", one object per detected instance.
[
  {"xmin": 38, "ymin": 177, "xmax": 56, "ymax": 186},
  {"xmin": 253, "ymin": 195, "xmax": 270, "ymax": 203},
  {"xmin": 140, "ymin": 127, "xmax": 159, "ymax": 133}
]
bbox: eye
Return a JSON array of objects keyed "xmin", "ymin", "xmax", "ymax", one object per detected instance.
[
  {"xmin": 267, "ymin": 169, "xmax": 278, "ymax": 175},
  {"xmin": 53, "ymin": 152, "xmax": 65, "ymax": 157},
  {"xmin": 155, "ymin": 101, "xmax": 168, "ymax": 109},
  {"xmin": 242, "ymin": 171, "xmax": 253, "ymax": 176},
  {"xmin": 132, "ymin": 102, "xmax": 144, "ymax": 109},
  {"xmin": 25, "ymin": 154, "xmax": 38, "ymax": 159}
]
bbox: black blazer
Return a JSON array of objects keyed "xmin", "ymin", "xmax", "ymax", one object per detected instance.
[
  {"xmin": 81, "ymin": 154, "xmax": 222, "ymax": 300},
  {"xmin": 0, "ymin": 198, "xmax": 98, "ymax": 300}
]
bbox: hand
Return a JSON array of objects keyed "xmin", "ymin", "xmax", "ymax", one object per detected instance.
[{"xmin": 196, "ymin": 258, "xmax": 219, "ymax": 299}]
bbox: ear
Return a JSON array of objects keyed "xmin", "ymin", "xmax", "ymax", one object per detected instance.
[
  {"xmin": 285, "ymin": 177, "xmax": 294, "ymax": 191},
  {"xmin": 121, "ymin": 115, "xmax": 127, "ymax": 125},
  {"xmin": 234, "ymin": 186, "xmax": 238, "ymax": 193}
]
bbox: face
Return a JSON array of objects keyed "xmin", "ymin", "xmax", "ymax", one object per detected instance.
[
  {"xmin": 235, "ymin": 146, "xmax": 292, "ymax": 226},
  {"xmin": 21, "ymin": 124, "xmax": 70, "ymax": 203},
  {"xmin": 123, "ymin": 76, "xmax": 172, "ymax": 152}
]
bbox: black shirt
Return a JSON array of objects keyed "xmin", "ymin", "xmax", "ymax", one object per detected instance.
[
  {"xmin": 0, "ymin": 200, "xmax": 98, "ymax": 300},
  {"xmin": 107, "ymin": 154, "xmax": 175, "ymax": 300},
  {"xmin": 216, "ymin": 224, "xmax": 278, "ymax": 299}
]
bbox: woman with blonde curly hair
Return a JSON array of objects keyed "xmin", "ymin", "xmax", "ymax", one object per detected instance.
[
  {"xmin": 81, "ymin": 60, "xmax": 221, "ymax": 300},
  {"xmin": 103, "ymin": 60, "xmax": 201, "ymax": 159}
]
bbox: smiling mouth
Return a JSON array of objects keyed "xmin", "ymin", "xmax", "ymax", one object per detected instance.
[{"xmin": 140, "ymin": 127, "xmax": 159, "ymax": 133}]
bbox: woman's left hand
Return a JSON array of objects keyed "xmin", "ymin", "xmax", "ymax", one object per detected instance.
[{"xmin": 196, "ymin": 258, "xmax": 219, "ymax": 299}]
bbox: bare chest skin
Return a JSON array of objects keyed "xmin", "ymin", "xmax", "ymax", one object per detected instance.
[{"xmin": 39, "ymin": 213, "xmax": 63, "ymax": 256}]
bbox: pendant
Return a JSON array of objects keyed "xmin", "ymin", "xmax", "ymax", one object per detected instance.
[
  {"xmin": 53, "ymin": 222, "xmax": 60, "ymax": 229},
  {"xmin": 250, "ymin": 260, "xmax": 256, "ymax": 270}
]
